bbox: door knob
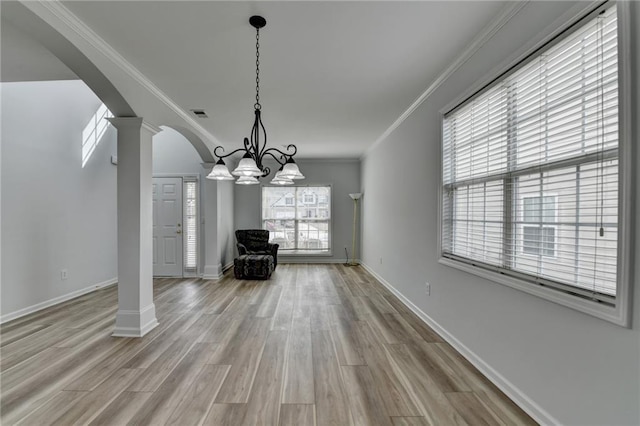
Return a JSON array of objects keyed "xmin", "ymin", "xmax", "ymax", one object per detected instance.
[{"xmin": 176, "ymin": 229, "xmax": 182, "ymax": 234}]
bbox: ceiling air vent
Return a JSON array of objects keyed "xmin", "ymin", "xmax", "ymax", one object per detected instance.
[{"xmin": 190, "ymin": 109, "xmax": 208, "ymax": 118}]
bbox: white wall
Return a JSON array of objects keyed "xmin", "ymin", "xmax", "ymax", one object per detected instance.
[
  {"xmin": 1, "ymin": 80, "xmax": 117, "ymax": 320},
  {"xmin": 217, "ymin": 180, "xmax": 234, "ymax": 269},
  {"xmin": 234, "ymin": 159, "xmax": 361, "ymax": 263},
  {"xmin": 152, "ymin": 127, "xmax": 203, "ymax": 175},
  {"xmin": 361, "ymin": 2, "xmax": 639, "ymax": 425}
]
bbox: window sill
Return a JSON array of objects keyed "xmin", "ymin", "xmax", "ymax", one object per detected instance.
[
  {"xmin": 438, "ymin": 257, "xmax": 629, "ymax": 327},
  {"xmin": 280, "ymin": 250, "xmax": 332, "ymax": 257}
]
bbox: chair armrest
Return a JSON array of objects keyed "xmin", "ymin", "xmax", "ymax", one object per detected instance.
[
  {"xmin": 267, "ymin": 243, "xmax": 279, "ymax": 256},
  {"xmin": 237, "ymin": 243, "xmax": 248, "ymax": 256}
]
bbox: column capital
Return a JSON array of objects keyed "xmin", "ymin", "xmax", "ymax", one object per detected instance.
[
  {"xmin": 107, "ymin": 116, "xmax": 142, "ymax": 129},
  {"xmin": 107, "ymin": 117, "xmax": 162, "ymax": 135}
]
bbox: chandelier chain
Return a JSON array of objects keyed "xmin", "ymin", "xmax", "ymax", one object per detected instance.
[{"xmin": 255, "ymin": 27, "xmax": 261, "ymax": 110}]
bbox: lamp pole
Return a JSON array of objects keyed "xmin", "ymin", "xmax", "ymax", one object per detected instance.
[{"xmin": 348, "ymin": 193, "xmax": 362, "ymax": 266}]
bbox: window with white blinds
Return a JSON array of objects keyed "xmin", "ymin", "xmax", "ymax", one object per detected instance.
[
  {"xmin": 442, "ymin": 5, "xmax": 621, "ymax": 306},
  {"xmin": 184, "ymin": 179, "xmax": 198, "ymax": 272}
]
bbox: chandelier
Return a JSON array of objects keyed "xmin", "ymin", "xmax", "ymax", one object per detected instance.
[{"xmin": 207, "ymin": 15, "xmax": 304, "ymax": 185}]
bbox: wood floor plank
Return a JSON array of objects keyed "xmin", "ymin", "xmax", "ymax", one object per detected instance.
[
  {"xmin": 126, "ymin": 343, "xmax": 215, "ymax": 425},
  {"xmin": 352, "ymin": 322, "xmax": 422, "ymax": 417},
  {"xmin": 330, "ymin": 317, "xmax": 366, "ymax": 366},
  {"xmin": 282, "ymin": 318, "xmax": 315, "ymax": 403},
  {"xmin": 243, "ymin": 330, "xmax": 289, "ymax": 425},
  {"xmin": 1, "ymin": 347, "xmax": 72, "ymax": 393},
  {"xmin": 433, "ymin": 342, "xmax": 536, "ymax": 425},
  {"xmin": 391, "ymin": 416, "xmax": 432, "ymax": 426},
  {"xmin": 203, "ymin": 403, "xmax": 248, "ymax": 426},
  {"xmin": 382, "ymin": 296, "xmax": 444, "ymax": 343},
  {"xmin": 256, "ymin": 284, "xmax": 283, "ymax": 318},
  {"xmin": 385, "ymin": 343, "xmax": 467, "ymax": 425},
  {"xmin": 341, "ymin": 365, "xmax": 393, "ymax": 426},
  {"xmin": 311, "ymin": 329, "xmax": 354, "ymax": 426},
  {"xmin": 1, "ymin": 335, "xmax": 129, "ymax": 425},
  {"xmin": 1, "ymin": 326, "xmax": 78, "ymax": 371},
  {"xmin": 62, "ymin": 316, "xmax": 182, "ymax": 391},
  {"xmin": 446, "ymin": 392, "xmax": 506, "ymax": 426},
  {"xmin": 15, "ymin": 390, "xmax": 87, "ymax": 426},
  {"xmin": 0, "ymin": 323, "xmax": 52, "ymax": 347},
  {"xmin": 88, "ymin": 391, "xmax": 153, "ymax": 426},
  {"xmin": 212, "ymin": 317, "xmax": 271, "ymax": 403},
  {"xmin": 126, "ymin": 337, "xmax": 196, "ymax": 392},
  {"xmin": 51, "ymin": 368, "xmax": 142, "ymax": 425},
  {"xmin": 279, "ymin": 404, "xmax": 316, "ymax": 426},
  {"xmin": 271, "ymin": 281, "xmax": 296, "ymax": 331},
  {"xmin": 407, "ymin": 341, "xmax": 472, "ymax": 393},
  {"xmin": 166, "ymin": 364, "xmax": 231, "ymax": 425}
]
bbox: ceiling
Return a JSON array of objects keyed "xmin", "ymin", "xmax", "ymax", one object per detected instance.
[
  {"xmin": 6, "ymin": 1, "xmax": 508, "ymax": 158},
  {"xmin": 1, "ymin": 18, "xmax": 78, "ymax": 82}
]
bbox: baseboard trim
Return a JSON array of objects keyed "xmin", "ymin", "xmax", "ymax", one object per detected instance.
[
  {"xmin": 280, "ymin": 258, "xmax": 356, "ymax": 264},
  {"xmin": 0, "ymin": 277, "xmax": 118, "ymax": 324},
  {"xmin": 112, "ymin": 304, "xmax": 158, "ymax": 338},
  {"xmin": 360, "ymin": 262, "xmax": 558, "ymax": 426}
]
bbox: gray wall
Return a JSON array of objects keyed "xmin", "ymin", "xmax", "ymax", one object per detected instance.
[
  {"xmin": 1, "ymin": 80, "xmax": 117, "ymax": 319},
  {"xmin": 361, "ymin": 2, "xmax": 639, "ymax": 425},
  {"xmin": 217, "ymin": 181, "xmax": 234, "ymax": 269},
  {"xmin": 234, "ymin": 159, "xmax": 361, "ymax": 263}
]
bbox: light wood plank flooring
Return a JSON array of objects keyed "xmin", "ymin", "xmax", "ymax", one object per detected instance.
[{"xmin": 0, "ymin": 264, "xmax": 536, "ymax": 425}]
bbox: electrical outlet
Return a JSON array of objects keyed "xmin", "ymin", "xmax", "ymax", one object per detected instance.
[
  {"xmin": 61, "ymin": 269, "xmax": 68, "ymax": 280},
  {"xmin": 425, "ymin": 282, "xmax": 431, "ymax": 296}
]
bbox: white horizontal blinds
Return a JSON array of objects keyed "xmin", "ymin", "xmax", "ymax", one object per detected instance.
[
  {"xmin": 442, "ymin": 5, "xmax": 618, "ymax": 301},
  {"xmin": 184, "ymin": 180, "xmax": 198, "ymax": 270}
]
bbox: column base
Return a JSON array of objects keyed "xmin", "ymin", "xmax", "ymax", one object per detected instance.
[
  {"xmin": 203, "ymin": 263, "xmax": 223, "ymax": 280},
  {"xmin": 112, "ymin": 303, "xmax": 158, "ymax": 337}
]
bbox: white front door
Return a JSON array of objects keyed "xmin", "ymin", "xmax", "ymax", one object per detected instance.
[{"xmin": 153, "ymin": 177, "xmax": 183, "ymax": 277}]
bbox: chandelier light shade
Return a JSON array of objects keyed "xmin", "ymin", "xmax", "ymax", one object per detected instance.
[
  {"xmin": 270, "ymin": 166, "xmax": 294, "ymax": 185},
  {"xmin": 206, "ymin": 159, "xmax": 235, "ymax": 180},
  {"xmin": 208, "ymin": 15, "xmax": 304, "ymax": 185},
  {"xmin": 236, "ymin": 176, "xmax": 260, "ymax": 185},
  {"xmin": 232, "ymin": 151, "xmax": 262, "ymax": 177}
]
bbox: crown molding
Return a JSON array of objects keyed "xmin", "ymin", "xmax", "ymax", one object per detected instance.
[
  {"xmin": 26, "ymin": 0, "xmax": 221, "ymax": 149},
  {"xmin": 362, "ymin": 0, "xmax": 528, "ymax": 160}
]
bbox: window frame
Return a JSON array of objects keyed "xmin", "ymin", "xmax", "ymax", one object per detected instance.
[
  {"xmin": 520, "ymin": 194, "xmax": 558, "ymax": 259},
  {"xmin": 261, "ymin": 184, "xmax": 334, "ymax": 256},
  {"xmin": 437, "ymin": 1, "xmax": 634, "ymax": 327}
]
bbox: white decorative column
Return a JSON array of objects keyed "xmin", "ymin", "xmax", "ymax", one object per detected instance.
[
  {"xmin": 202, "ymin": 175, "xmax": 221, "ymax": 279},
  {"xmin": 109, "ymin": 117, "xmax": 159, "ymax": 337}
]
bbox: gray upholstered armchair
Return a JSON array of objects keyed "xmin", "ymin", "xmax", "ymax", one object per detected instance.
[{"xmin": 235, "ymin": 229, "xmax": 279, "ymax": 269}]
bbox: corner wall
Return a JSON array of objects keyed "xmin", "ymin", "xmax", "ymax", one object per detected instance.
[
  {"xmin": 1, "ymin": 80, "xmax": 117, "ymax": 320},
  {"xmin": 360, "ymin": 2, "xmax": 639, "ymax": 424}
]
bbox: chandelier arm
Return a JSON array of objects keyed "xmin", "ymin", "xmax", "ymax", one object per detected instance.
[
  {"xmin": 262, "ymin": 150, "xmax": 287, "ymax": 165},
  {"xmin": 262, "ymin": 145, "xmax": 297, "ymax": 158},
  {"xmin": 257, "ymin": 112, "xmax": 269, "ymax": 158},
  {"xmin": 213, "ymin": 145, "xmax": 248, "ymax": 160}
]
